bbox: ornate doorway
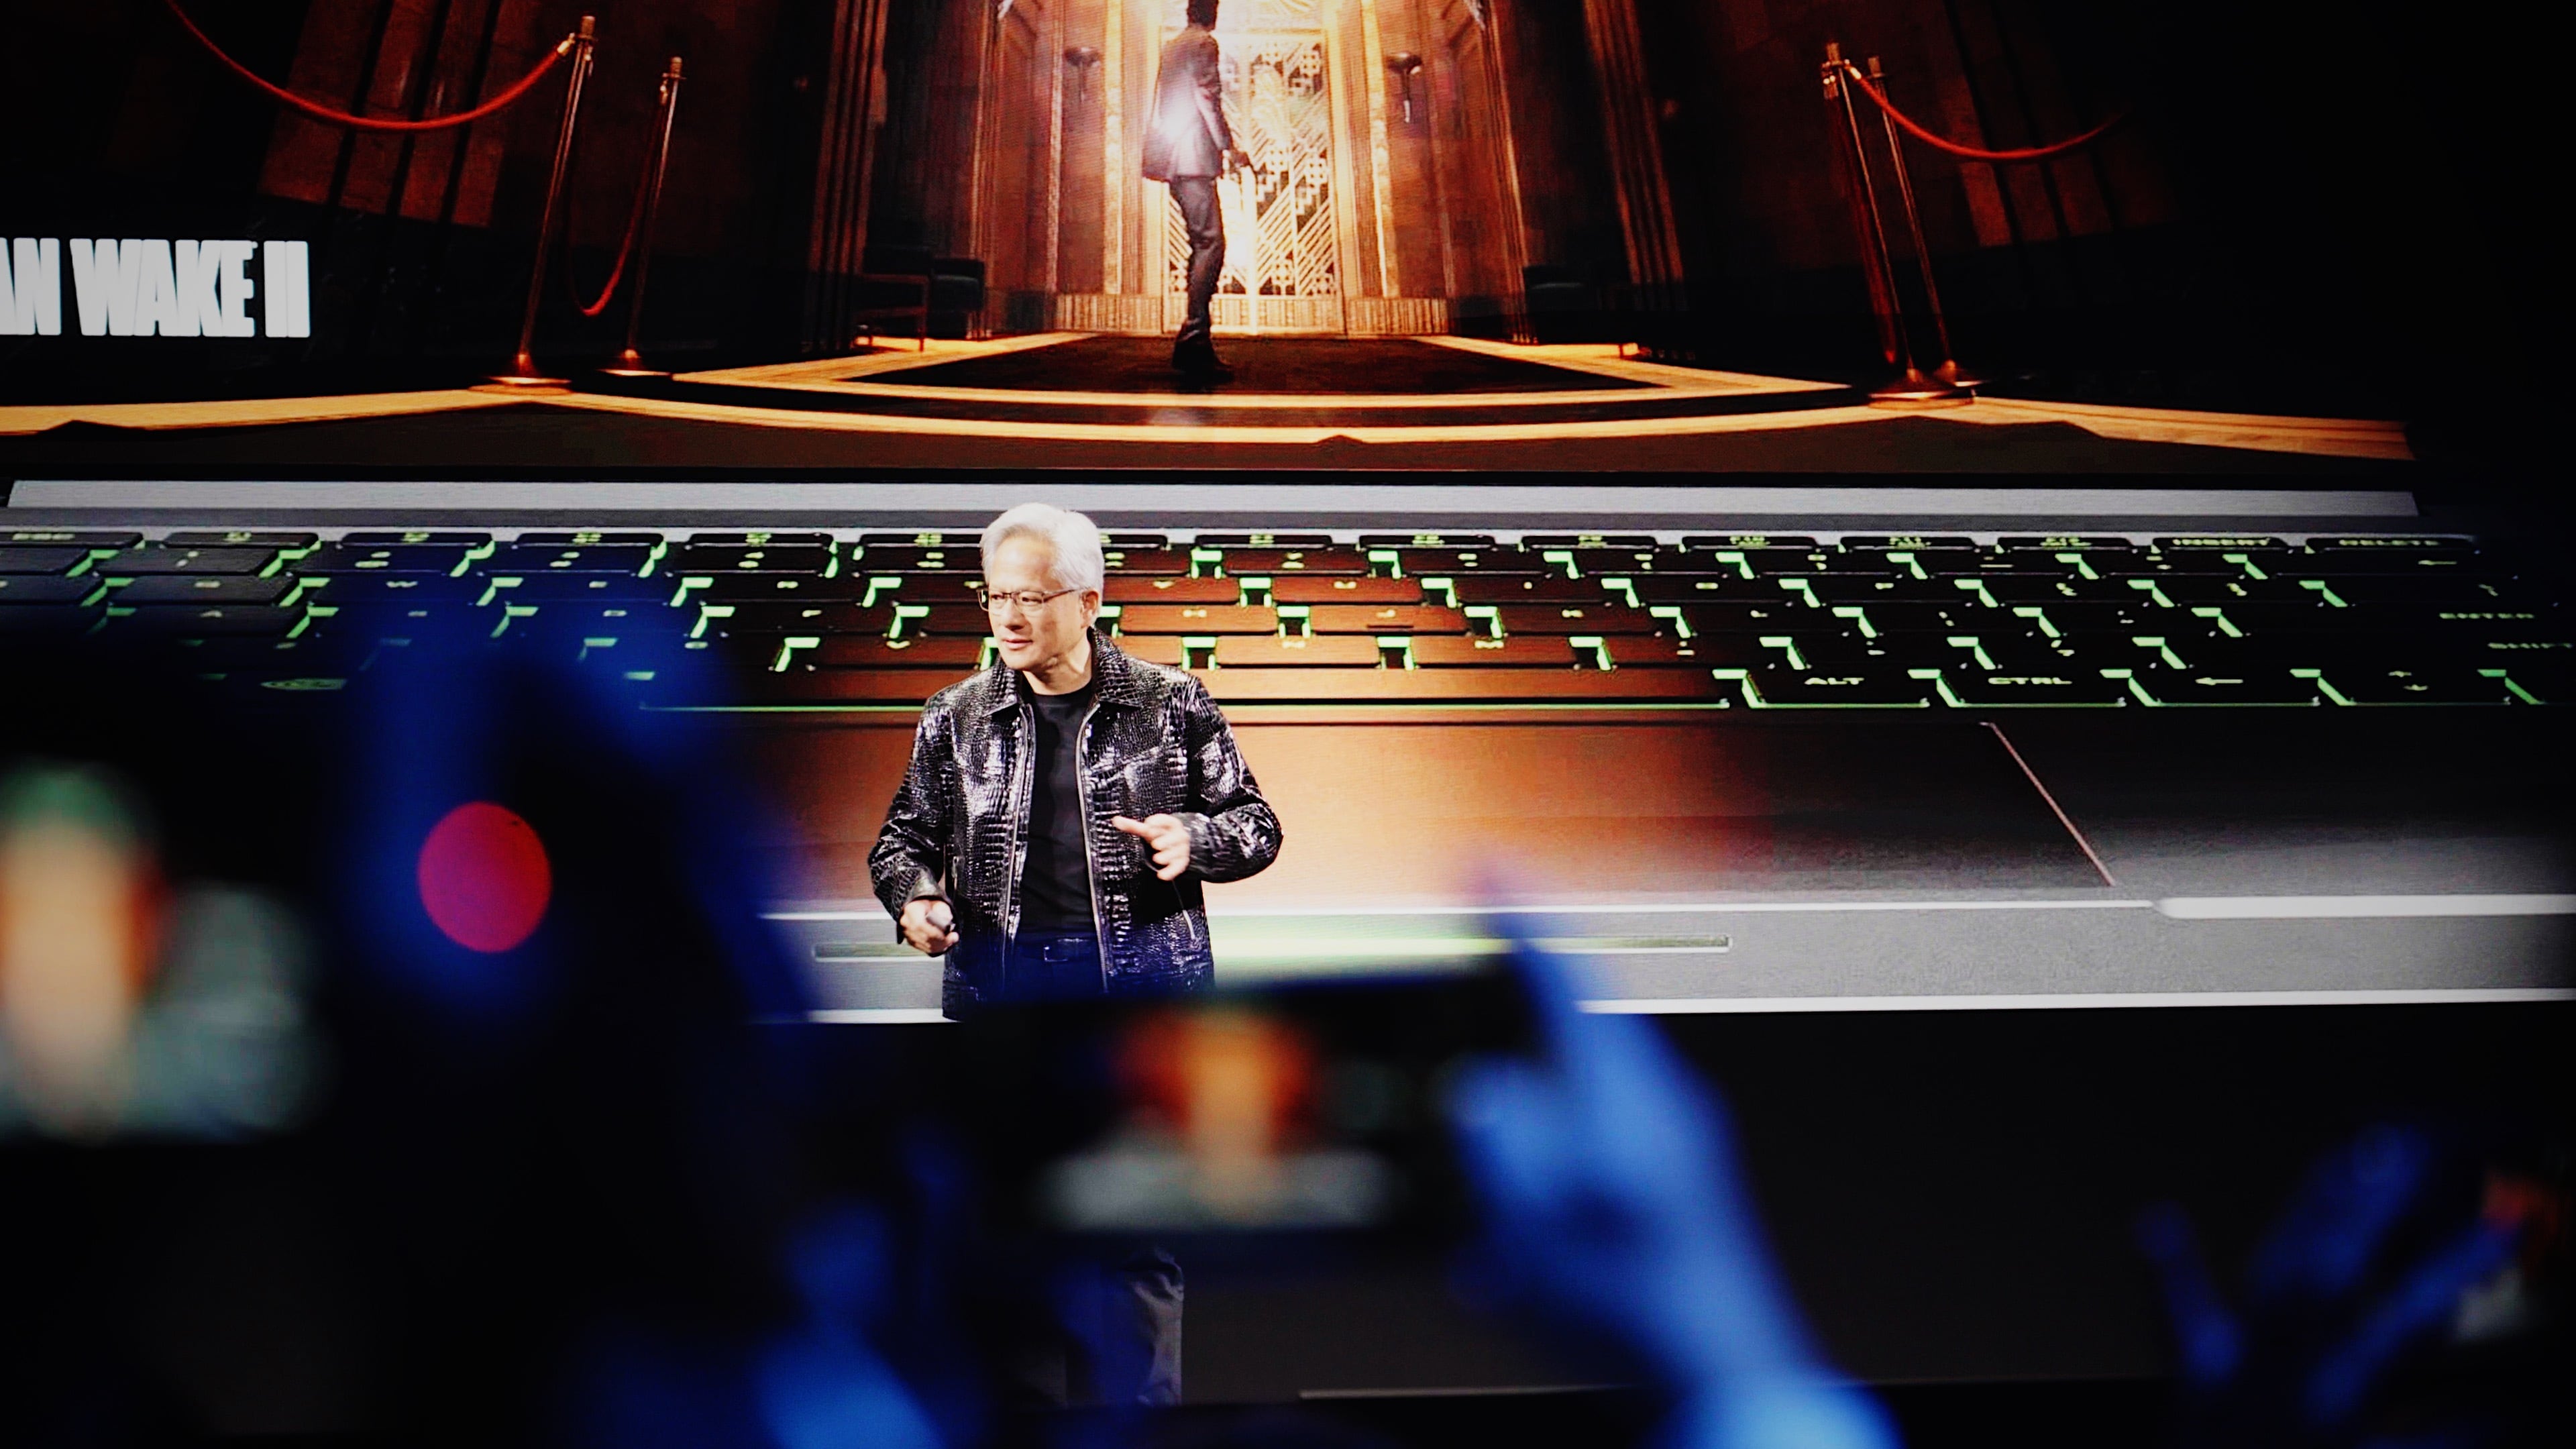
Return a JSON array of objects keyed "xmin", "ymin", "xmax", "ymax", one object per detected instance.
[{"xmin": 1162, "ymin": 1, "xmax": 1341, "ymax": 334}]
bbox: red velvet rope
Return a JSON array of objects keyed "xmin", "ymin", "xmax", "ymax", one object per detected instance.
[
  {"xmin": 1840, "ymin": 63, "xmax": 2127, "ymax": 162},
  {"xmin": 162, "ymin": 0, "xmax": 574, "ymax": 133},
  {"xmin": 572, "ymin": 161, "xmax": 654, "ymax": 317}
]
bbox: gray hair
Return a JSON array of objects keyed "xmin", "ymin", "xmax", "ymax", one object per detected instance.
[{"xmin": 981, "ymin": 502, "xmax": 1106, "ymax": 594}]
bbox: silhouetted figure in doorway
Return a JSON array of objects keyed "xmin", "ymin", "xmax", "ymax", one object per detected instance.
[{"xmin": 1143, "ymin": 0, "xmax": 1250, "ymax": 379}]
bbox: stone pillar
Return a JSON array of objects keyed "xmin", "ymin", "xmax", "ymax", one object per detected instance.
[
  {"xmin": 1576, "ymin": 0, "xmax": 1681, "ymax": 305},
  {"xmin": 802, "ymin": 0, "xmax": 898, "ymax": 352}
]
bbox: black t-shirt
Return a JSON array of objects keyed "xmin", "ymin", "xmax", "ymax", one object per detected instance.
[{"xmin": 1018, "ymin": 676, "xmax": 1099, "ymax": 932}]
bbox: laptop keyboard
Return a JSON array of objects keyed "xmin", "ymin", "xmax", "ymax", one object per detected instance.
[{"xmin": 3, "ymin": 527, "xmax": 2565, "ymax": 708}]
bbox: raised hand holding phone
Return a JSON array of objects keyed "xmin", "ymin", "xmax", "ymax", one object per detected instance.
[{"xmin": 1446, "ymin": 923, "xmax": 1896, "ymax": 1449}]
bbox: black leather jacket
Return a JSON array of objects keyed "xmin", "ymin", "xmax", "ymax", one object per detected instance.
[{"xmin": 869, "ymin": 632, "xmax": 1281, "ymax": 1014}]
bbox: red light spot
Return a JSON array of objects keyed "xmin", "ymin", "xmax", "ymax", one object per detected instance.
[{"xmin": 417, "ymin": 802, "xmax": 551, "ymax": 953}]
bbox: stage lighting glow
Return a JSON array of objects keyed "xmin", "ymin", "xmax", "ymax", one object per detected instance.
[
  {"xmin": 1, "ymin": 763, "xmax": 318, "ymax": 1140},
  {"xmin": 417, "ymin": 802, "xmax": 551, "ymax": 953},
  {"xmin": 0, "ymin": 766, "xmax": 158, "ymax": 1133}
]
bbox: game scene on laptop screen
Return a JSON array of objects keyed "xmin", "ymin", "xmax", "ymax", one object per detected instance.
[{"xmin": 1, "ymin": 1, "xmax": 2567, "ymax": 1444}]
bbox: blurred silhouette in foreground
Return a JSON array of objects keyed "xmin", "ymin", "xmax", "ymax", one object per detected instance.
[
  {"xmin": 1445, "ymin": 925, "xmax": 1898, "ymax": 1449},
  {"xmin": 2137, "ymin": 1124, "xmax": 2566, "ymax": 1448},
  {"xmin": 0, "ymin": 630, "xmax": 952, "ymax": 1446},
  {"xmin": 324, "ymin": 621, "xmax": 922, "ymax": 1446}
]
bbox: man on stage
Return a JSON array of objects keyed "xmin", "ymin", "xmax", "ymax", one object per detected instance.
[
  {"xmin": 869, "ymin": 502, "xmax": 1281, "ymax": 1405},
  {"xmin": 1142, "ymin": 0, "xmax": 1251, "ymax": 378}
]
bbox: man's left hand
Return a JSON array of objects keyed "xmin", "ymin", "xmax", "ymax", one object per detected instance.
[{"xmin": 1114, "ymin": 814, "xmax": 1191, "ymax": 881}]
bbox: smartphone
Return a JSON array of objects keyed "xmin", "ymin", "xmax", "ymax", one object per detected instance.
[{"xmin": 951, "ymin": 965, "xmax": 1536, "ymax": 1251}]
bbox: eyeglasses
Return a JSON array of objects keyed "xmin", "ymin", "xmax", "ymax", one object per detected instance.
[{"xmin": 973, "ymin": 583, "xmax": 1085, "ymax": 613}]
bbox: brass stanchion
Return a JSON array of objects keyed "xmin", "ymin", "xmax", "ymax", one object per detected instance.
[
  {"xmin": 1866, "ymin": 56, "xmax": 1980, "ymax": 389},
  {"xmin": 1823, "ymin": 42, "xmax": 1964, "ymax": 402},
  {"xmin": 1825, "ymin": 48, "xmax": 1904, "ymax": 373},
  {"xmin": 492, "ymin": 14, "xmax": 597, "ymax": 388},
  {"xmin": 600, "ymin": 56, "xmax": 684, "ymax": 379}
]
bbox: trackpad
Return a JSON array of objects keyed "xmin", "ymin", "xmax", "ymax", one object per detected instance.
[{"xmin": 1222, "ymin": 718, "xmax": 2104, "ymax": 900}]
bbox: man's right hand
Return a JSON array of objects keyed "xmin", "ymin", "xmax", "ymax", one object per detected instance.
[{"xmin": 900, "ymin": 898, "xmax": 959, "ymax": 954}]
